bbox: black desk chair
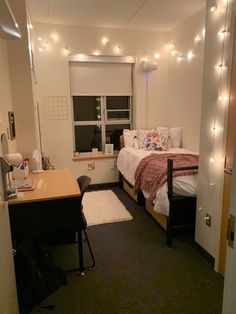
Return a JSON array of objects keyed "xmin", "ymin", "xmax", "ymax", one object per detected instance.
[{"xmin": 75, "ymin": 175, "xmax": 95, "ymax": 274}]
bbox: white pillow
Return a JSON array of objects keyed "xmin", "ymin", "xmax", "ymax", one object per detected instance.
[
  {"xmin": 123, "ymin": 129, "xmax": 137, "ymax": 148},
  {"xmin": 170, "ymin": 127, "xmax": 183, "ymax": 148}
]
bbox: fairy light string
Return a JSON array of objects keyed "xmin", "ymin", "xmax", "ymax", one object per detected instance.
[{"xmin": 209, "ymin": 0, "xmax": 231, "ymax": 186}]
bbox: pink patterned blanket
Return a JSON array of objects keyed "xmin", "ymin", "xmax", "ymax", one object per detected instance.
[{"xmin": 134, "ymin": 153, "xmax": 198, "ymax": 201}]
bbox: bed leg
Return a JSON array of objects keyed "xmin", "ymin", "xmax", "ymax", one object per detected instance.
[
  {"xmin": 167, "ymin": 230, "xmax": 172, "ymax": 247},
  {"xmin": 167, "ymin": 214, "xmax": 173, "ymax": 247}
]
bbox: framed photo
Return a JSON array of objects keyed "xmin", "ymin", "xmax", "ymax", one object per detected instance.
[{"xmin": 105, "ymin": 143, "xmax": 114, "ymax": 155}]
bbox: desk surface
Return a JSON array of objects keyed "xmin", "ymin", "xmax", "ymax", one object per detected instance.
[{"xmin": 8, "ymin": 168, "xmax": 81, "ymax": 205}]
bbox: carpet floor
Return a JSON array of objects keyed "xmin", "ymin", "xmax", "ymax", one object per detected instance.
[{"xmin": 32, "ymin": 187, "xmax": 224, "ymax": 314}]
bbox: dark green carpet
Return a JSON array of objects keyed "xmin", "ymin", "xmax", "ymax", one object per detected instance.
[{"xmin": 32, "ymin": 187, "xmax": 223, "ymax": 314}]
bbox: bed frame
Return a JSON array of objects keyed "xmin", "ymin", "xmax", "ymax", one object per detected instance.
[
  {"xmin": 165, "ymin": 159, "xmax": 198, "ymax": 247},
  {"xmin": 119, "ymin": 135, "xmax": 198, "ymax": 247}
]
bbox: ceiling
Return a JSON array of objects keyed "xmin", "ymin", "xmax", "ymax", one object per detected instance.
[{"xmin": 27, "ymin": 0, "xmax": 206, "ymax": 32}]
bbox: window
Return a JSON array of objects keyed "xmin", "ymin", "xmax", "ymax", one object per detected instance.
[
  {"xmin": 69, "ymin": 55, "xmax": 134, "ymax": 153},
  {"xmin": 73, "ymin": 96, "xmax": 132, "ymax": 152}
]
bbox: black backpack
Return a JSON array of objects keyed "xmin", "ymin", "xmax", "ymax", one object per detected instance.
[{"xmin": 14, "ymin": 239, "xmax": 67, "ymax": 313}]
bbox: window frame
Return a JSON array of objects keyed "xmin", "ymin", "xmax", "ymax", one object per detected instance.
[{"xmin": 72, "ymin": 95, "xmax": 132, "ymax": 152}]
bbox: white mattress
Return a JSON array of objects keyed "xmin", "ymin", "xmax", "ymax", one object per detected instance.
[{"xmin": 117, "ymin": 147, "xmax": 198, "ymax": 216}]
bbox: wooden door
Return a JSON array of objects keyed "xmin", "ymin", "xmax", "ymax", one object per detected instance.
[
  {"xmin": 222, "ymin": 135, "xmax": 236, "ymax": 314},
  {"xmin": 218, "ymin": 20, "xmax": 236, "ymax": 276}
]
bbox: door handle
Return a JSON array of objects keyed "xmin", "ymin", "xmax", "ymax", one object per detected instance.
[
  {"xmin": 224, "ymin": 167, "xmax": 233, "ymax": 174},
  {"xmin": 227, "ymin": 214, "xmax": 235, "ymax": 248}
]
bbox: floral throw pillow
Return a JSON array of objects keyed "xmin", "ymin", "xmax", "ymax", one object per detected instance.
[
  {"xmin": 145, "ymin": 131, "xmax": 170, "ymax": 151},
  {"xmin": 137, "ymin": 129, "xmax": 155, "ymax": 148},
  {"xmin": 156, "ymin": 126, "xmax": 171, "ymax": 147}
]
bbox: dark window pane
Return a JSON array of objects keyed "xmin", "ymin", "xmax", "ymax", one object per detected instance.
[
  {"xmin": 106, "ymin": 96, "xmax": 130, "ymax": 110},
  {"xmin": 73, "ymin": 96, "xmax": 101, "ymax": 121},
  {"xmin": 107, "ymin": 111, "xmax": 130, "ymax": 120},
  {"xmin": 74, "ymin": 125, "xmax": 102, "ymax": 152},
  {"xmin": 106, "ymin": 124, "xmax": 130, "ymax": 150}
]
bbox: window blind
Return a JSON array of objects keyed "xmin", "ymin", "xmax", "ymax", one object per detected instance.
[{"xmin": 69, "ymin": 62, "xmax": 132, "ymax": 96}]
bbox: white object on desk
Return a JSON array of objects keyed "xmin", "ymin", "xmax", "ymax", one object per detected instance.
[
  {"xmin": 32, "ymin": 149, "xmax": 44, "ymax": 173},
  {"xmin": 105, "ymin": 144, "xmax": 114, "ymax": 155},
  {"xmin": 10, "ymin": 178, "xmax": 33, "ymax": 189},
  {"xmin": 12, "ymin": 165, "xmax": 29, "ymax": 180},
  {"xmin": 5, "ymin": 153, "xmax": 23, "ymax": 166},
  {"xmin": 92, "ymin": 148, "xmax": 98, "ymax": 154}
]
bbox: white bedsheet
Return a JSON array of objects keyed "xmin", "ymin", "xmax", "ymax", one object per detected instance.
[{"xmin": 117, "ymin": 147, "xmax": 198, "ymax": 216}]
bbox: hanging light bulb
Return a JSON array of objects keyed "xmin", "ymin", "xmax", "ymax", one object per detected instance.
[
  {"xmin": 194, "ymin": 34, "xmax": 201, "ymax": 43},
  {"xmin": 218, "ymin": 29, "xmax": 229, "ymax": 39},
  {"xmin": 218, "ymin": 95, "xmax": 229, "ymax": 103},
  {"xmin": 27, "ymin": 22, "xmax": 33, "ymax": 29},
  {"xmin": 62, "ymin": 47, "xmax": 70, "ymax": 56},
  {"xmin": 154, "ymin": 52, "xmax": 160, "ymax": 59},
  {"xmin": 114, "ymin": 45, "xmax": 121, "ymax": 54},
  {"xmin": 51, "ymin": 33, "xmax": 59, "ymax": 42},
  {"xmin": 215, "ymin": 63, "xmax": 226, "ymax": 71},
  {"xmin": 210, "ymin": 157, "xmax": 214, "ymax": 164},
  {"xmin": 101, "ymin": 37, "xmax": 109, "ymax": 46},
  {"xmin": 187, "ymin": 50, "xmax": 194, "ymax": 60},
  {"xmin": 168, "ymin": 43, "xmax": 175, "ymax": 50},
  {"xmin": 37, "ymin": 37, "xmax": 42, "ymax": 41},
  {"xmin": 177, "ymin": 55, "xmax": 185, "ymax": 63},
  {"xmin": 212, "ymin": 125, "xmax": 216, "ymax": 133},
  {"xmin": 202, "ymin": 28, "xmax": 206, "ymax": 39},
  {"xmin": 93, "ymin": 50, "xmax": 100, "ymax": 56},
  {"xmin": 210, "ymin": 3, "xmax": 217, "ymax": 12}
]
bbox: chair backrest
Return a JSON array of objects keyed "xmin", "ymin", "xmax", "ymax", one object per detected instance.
[{"xmin": 77, "ymin": 176, "xmax": 91, "ymax": 200}]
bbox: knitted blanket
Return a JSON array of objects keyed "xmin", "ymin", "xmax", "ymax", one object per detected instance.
[{"xmin": 134, "ymin": 153, "xmax": 198, "ymax": 201}]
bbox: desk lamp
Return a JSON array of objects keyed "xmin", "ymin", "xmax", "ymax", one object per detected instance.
[{"xmin": 0, "ymin": 156, "xmax": 17, "ymax": 201}]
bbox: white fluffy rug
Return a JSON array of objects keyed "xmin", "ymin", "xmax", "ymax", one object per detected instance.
[{"xmin": 83, "ymin": 190, "xmax": 133, "ymax": 226}]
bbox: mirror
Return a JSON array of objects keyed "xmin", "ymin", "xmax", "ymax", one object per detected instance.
[{"xmin": 0, "ymin": 0, "xmax": 21, "ymax": 39}]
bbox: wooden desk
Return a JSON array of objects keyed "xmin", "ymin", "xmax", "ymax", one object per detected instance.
[
  {"xmin": 8, "ymin": 169, "xmax": 85, "ymax": 273},
  {"xmin": 9, "ymin": 168, "xmax": 81, "ymax": 204}
]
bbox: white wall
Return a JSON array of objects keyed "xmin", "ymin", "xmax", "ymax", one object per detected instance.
[
  {"xmin": 167, "ymin": 9, "xmax": 205, "ymax": 152},
  {"xmin": 196, "ymin": 0, "xmax": 236, "ymax": 267},
  {"xmin": 32, "ymin": 24, "xmax": 170, "ymax": 181},
  {"xmin": 0, "ymin": 37, "xmax": 17, "ymax": 152},
  {"xmin": 30, "ymin": 12, "xmax": 205, "ymax": 181},
  {"xmin": 7, "ymin": 0, "xmax": 37, "ymax": 162}
]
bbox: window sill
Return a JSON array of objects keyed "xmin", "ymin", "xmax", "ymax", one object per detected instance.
[{"xmin": 72, "ymin": 152, "xmax": 118, "ymax": 161}]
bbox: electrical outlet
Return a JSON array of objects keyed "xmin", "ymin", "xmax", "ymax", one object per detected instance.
[
  {"xmin": 205, "ymin": 214, "xmax": 211, "ymax": 227},
  {"xmin": 88, "ymin": 163, "xmax": 95, "ymax": 170}
]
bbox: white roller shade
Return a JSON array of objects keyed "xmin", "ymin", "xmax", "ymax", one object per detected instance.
[{"xmin": 69, "ymin": 62, "xmax": 132, "ymax": 96}]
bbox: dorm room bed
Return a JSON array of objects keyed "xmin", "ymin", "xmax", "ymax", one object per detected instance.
[{"xmin": 117, "ymin": 142, "xmax": 198, "ymax": 247}]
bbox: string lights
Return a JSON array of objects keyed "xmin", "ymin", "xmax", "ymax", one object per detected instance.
[
  {"xmin": 208, "ymin": 0, "xmax": 231, "ymax": 186},
  {"xmin": 167, "ymin": 25, "xmax": 204, "ymax": 63}
]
